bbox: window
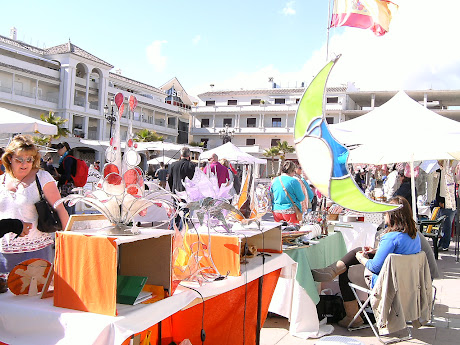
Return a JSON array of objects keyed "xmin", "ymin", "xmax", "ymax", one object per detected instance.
[
  {"xmin": 271, "ymin": 139, "xmax": 280, "ymax": 147},
  {"xmin": 247, "ymin": 118, "xmax": 256, "ymax": 127},
  {"xmin": 201, "ymin": 119, "xmax": 210, "ymax": 128},
  {"xmin": 206, "ymin": 100, "xmax": 215, "ymax": 106},
  {"xmin": 326, "ymin": 117, "xmax": 334, "ymax": 124},
  {"xmin": 274, "ymin": 98, "xmax": 285, "ymax": 104},
  {"xmin": 327, "ymin": 97, "xmax": 339, "ymax": 104},
  {"xmin": 251, "ymin": 99, "xmax": 261, "ymax": 105},
  {"xmin": 296, "ymin": 98, "xmax": 300, "ymax": 104},
  {"xmin": 272, "ymin": 118, "xmax": 282, "ymax": 127},
  {"xmin": 223, "ymin": 118, "xmax": 232, "ymax": 126},
  {"xmin": 227, "ymin": 99, "xmax": 237, "ymax": 105},
  {"xmin": 246, "ymin": 138, "xmax": 255, "ymax": 146},
  {"xmin": 200, "ymin": 138, "xmax": 209, "ymax": 148}
]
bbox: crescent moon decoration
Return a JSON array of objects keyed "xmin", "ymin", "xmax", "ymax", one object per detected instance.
[{"xmin": 294, "ymin": 55, "xmax": 399, "ymax": 213}]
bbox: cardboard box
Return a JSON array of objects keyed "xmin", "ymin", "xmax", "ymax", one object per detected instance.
[
  {"xmin": 54, "ymin": 225, "xmax": 172, "ymax": 316},
  {"xmin": 184, "ymin": 221, "xmax": 282, "ymax": 277}
]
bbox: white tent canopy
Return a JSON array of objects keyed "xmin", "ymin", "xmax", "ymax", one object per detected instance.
[
  {"xmin": 330, "ymin": 91, "xmax": 460, "ymax": 219},
  {"xmin": 199, "ymin": 142, "xmax": 267, "ymax": 164},
  {"xmin": 0, "ymin": 108, "xmax": 57, "ymax": 135},
  {"xmin": 147, "ymin": 156, "xmax": 177, "ymax": 165},
  {"xmin": 80, "ymin": 139, "xmax": 203, "ymax": 154},
  {"xmin": 330, "ymin": 91, "xmax": 460, "ymax": 164}
]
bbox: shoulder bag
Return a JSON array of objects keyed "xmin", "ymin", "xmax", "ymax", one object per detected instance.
[
  {"xmin": 279, "ymin": 177, "xmax": 303, "ymax": 222},
  {"xmin": 35, "ymin": 175, "xmax": 62, "ymax": 233}
]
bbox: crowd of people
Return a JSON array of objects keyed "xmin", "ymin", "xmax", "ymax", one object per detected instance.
[{"xmin": 0, "ymin": 136, "xmax": 449, "ymax": 335}]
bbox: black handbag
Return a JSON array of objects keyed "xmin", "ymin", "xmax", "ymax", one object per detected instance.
[{"xmin": 35, "ymin": 175, "xmax": 62, "ymax": 233}]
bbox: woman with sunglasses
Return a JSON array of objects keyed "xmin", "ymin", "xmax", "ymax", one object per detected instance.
[{"xmin": 0, "ymin": 135, "xmax": 69, "ymax": 272}]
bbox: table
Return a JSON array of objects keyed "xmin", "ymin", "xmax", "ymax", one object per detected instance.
[
  {"xmin": 0, "ymin": 252, "xmax": 294, "ymax": 345},
  {"xmin": 269, "ymin": 231, "xmax": 348, "ymax": 339}
]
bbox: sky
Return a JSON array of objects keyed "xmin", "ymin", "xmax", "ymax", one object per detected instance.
[{"xmin": 2, "ymin": 0, "xmax": 460, "ymax": 100}]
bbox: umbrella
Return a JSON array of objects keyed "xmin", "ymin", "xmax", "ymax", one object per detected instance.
[{"xmin": 0, "ymin": 108, "xmax": 57, "ymax": 135}]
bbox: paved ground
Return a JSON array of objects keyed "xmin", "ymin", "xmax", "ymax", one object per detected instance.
[{"xmin": 261, "ymin": 240, "xmax": 460, "ymax": 345}]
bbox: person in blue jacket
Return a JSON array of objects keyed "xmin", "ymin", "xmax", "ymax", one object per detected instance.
[{"xmin": 311, "ymin": 196, "xmax": 421, "ymax": 328}]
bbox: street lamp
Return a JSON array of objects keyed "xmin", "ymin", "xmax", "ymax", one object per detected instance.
[
  {"xmin": 104, "ymin": 98, "xmax": 116, "ymax": 138},
  {"xmin": 219, "ymin": 124, "xmax": 235, "ymax": 144}
]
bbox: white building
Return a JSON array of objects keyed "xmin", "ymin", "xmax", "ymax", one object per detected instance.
[
  {"xmin": 0, "ymin": 28, "xmax": 194, "ymax": 165},
  {"xmin": 192, "ymin": 82, "xmax": 460, "ymax": 176}
]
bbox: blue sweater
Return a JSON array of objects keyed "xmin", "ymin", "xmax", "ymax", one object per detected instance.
[
  {"xmin": 271, "ymin": 175, "xmax": 305, "ymax": 212},
  {"xmin": 366, "ymin": 231, "xmax": 421, "ymax": 288}
]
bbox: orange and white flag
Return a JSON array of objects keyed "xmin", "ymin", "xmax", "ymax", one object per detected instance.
[{"xmin": 330, "ymin": 0, "xmax": 399, "ymax": 36}]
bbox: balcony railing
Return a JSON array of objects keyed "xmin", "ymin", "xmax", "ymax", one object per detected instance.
[
  {"xmin": 15, "ymin": 90, "xmax": 34, "ymax": 98},
  {"xmin": 0, "ymin": 86, "xmax": 12, "ymax": 93}
]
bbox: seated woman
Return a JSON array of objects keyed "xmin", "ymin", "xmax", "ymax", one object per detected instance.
[
  {"xmin": 270, "ymin": 161, "xmax": 305, "ymax": 224},
  {"xmin": 311, "ymin": 196, "xmax": 421, "ymax": 327}
]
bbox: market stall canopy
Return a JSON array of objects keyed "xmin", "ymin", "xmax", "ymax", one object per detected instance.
[
  {"xmin": 80, "ymin": 139, "xmax": 203, "ymax": 153},
  {"xmin": 330, "ymin": 91, "xmax": 460, "ymax": 164},
  {"xmin": 0, "ymin": 108, "xmax": 57, "ymax": 135},
  {"xmin": 147, "ymin": 156, "xmax": 177, "ymax": 165},
  {"xmin": 199, "ymin": 142, "xmax": 266, "ymax": 164}
]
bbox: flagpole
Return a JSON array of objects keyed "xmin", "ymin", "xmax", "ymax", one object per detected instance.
[{"xmin": 326, "ymin": 0, "xmax": 333, "ymax": 60}]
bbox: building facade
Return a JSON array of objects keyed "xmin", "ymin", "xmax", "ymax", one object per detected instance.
[
  {"xmin": 192, "ymin": 82, "xmax": 460, "ymax": 176},
  {"xmin": 0, "ymin": 29, "xmax": 193, "ymax": 164}
]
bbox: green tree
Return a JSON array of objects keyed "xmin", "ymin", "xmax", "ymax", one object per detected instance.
[
  {"xmin": 263, "ymin": 146, "xmax": 280, "ymax": 176},
  {"xmin": 276, "ymin": 141, "xmax": 295, "ymax": 174},
  {"xmin": 33, "ymin": 111, "xmax": 70, "ymax": 146},
  {"xmin": 189, "ymin": 141, "xmax": 204, "ymax": 147},
  {"xmin": 134, "ymin": 129, "xmax": 164, "ymax": 142}
]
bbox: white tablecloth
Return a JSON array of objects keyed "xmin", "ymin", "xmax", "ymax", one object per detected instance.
[
  {"xmin": 332, "ymin": 221, "xmax": 378, "ymax": 251},
  {"xmin": 0, "ymin": 253, "xmax": 294, "ymax": 345}
]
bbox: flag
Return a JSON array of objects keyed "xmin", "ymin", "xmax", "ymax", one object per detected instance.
[{"xmin": 330, "ymin": 0, "xmax": 398, "ymax": 36}]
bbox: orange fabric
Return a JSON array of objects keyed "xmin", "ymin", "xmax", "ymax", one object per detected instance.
[
  {"xmin": 185, "ymin": 232, "xmax": 241, "ymax": 276},
  {"xmin": 273, "ymin": 211, "xmax": 299, "ymax": 224},
  {"xmin": 54, "ymin": 232, "xmax": 118, "ymax": 316},
  {"xmin": 121, "ymin": 269, "xmax": 281, "ymax": 345}
]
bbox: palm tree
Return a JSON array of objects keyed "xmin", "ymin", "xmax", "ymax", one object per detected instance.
[
  {"xmin": 34, "ymin": 111, "xmax": 70, "ymax": 146},
  {"xmin": 263, "ymin": 146, "xmax": 280, "ymax": 176},
  {"xmin": 276, "ymin": 141, "xmax": 295, "ymax": 174},
  {"xmin": 134, "ymin": 129, "xmax": 164, "ymax": 142}
]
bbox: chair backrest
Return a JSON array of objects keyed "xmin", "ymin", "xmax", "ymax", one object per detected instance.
[
  {"xmin": 427, "ymin": 207, "xmax": 440, "ymax": 233},
  {"xmin": 371, "ymin": 251, "xmax": 432, "ymax": 334}
]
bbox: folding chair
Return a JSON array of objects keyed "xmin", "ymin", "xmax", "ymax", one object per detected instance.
[
  {"xmin": 418, "ymin": 214, "xmax": 447, "ymax": 260},
  {"xmin": 347, "ymin": 252, "xmax": 432, "ymax": 345}
]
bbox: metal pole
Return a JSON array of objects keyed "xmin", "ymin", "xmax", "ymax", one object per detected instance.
[{"xmin": 326, "ymin": 0, "xmax": 333, "ymax": 60}]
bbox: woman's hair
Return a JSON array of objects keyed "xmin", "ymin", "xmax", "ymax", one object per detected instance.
[
  {"xmin": 385, "ymin": 195, "xmax": 417, "ymax": 239},
  {"xmin": 219, "ymin": 158, "xmax": 229, "ymax": 168},
  {"xmin": 2, "ymin": 134, "xmax": 41, "ymax": 175},
  {"xmin": 281, "ymin": 161, "xmax": 297, "ymax": 175}
]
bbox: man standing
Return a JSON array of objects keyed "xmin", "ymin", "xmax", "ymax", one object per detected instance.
[
  {"xmin": 168, "ymin": 147, "xmax": 196, "ymax": 229},
  {"xmin": 155, "ymin": 162, "xmax": 168, "ymax": 189},
  {"xmin": 203, "ymin": 153, "xmax": 229, "ymax": 187},
  {"xmin": 55, "ymin": 142, "xmax": 76, "ymax": 215},
  {"xmin": 168, "ymin": 147, "xmax": 196, "ymax": 193},
  {"xmin": 384, "ymin": 164, "xmax": 400, "ymax": 200}
]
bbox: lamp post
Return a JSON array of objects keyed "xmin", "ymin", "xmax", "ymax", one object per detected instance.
[
  {"xmin": 219, "ymin": 124, "xmax": 235, "ymax": 144},
  {"xmin": 104, "ymin": 98, "xmax": 116, "ymax": 138}
]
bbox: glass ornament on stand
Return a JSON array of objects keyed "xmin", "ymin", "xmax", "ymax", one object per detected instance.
[{"xmin": 55, "ymin": 93, "xmax": 179, "ymax": 235}]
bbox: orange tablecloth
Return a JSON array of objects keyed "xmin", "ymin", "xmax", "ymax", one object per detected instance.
[{"xmin": 121, "ymin": 269, "xmax": 281, "ymax": 345}]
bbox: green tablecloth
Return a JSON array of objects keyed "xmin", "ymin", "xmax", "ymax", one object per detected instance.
[{"xmin": 284, "ymin": 231, "xmax": 348, "ymax": 305}]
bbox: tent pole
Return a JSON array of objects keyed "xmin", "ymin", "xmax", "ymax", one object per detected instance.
[{"xmin": 410, "ymin": 160, "xmax": 417, "ymax": 221}]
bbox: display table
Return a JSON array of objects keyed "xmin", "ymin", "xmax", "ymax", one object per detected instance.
[
  {"xmin": 269, "ymin": 231, "xmax": 348, "ymax": 339},
  {"xmin": 0, "ymin": 251, "xmax": 294, "ymax": 345}
]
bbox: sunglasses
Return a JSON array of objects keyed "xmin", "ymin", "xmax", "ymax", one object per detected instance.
[{"xmin": 13, "ymin": 156, "xmax": 34, "ymax": 164}]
